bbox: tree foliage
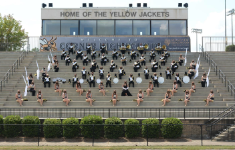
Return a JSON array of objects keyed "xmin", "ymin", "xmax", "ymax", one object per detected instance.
[{"xmin": 0, "ymin": 14, "xmax": 28, "ymax": 51}]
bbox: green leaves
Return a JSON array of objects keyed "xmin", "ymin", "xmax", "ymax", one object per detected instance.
[
  {"xmin": 43, "ymin": 119, "xmax": 62, "ymax": 138},
  {"xmin": 142, "ymin": 118, "xmax": 160, "ymax": 138},
  {"xmin": 22, "ymin": 116, "xmax": 40, "ymax": 137},
  {"xmin": 4, "ymin": 115, "xmax": 21, "ymax": 137},
  {"xmin": 124, "ymin": 119, "xmax": 140, "ymax": 138},
  {"xmin": 104, "ymin": 117, "xmax": 123, "ymax": 139},
  {"xmin": 62, "ymin": 117, "xmax": 79, "ymax": 138},
  {"xmin": 161, "ymin": 117, "xmax": 183, "ymax": 139},
  {"xmin": 0, "ymin": 115, "xmax": 3, "ymax": 136},
  {"xmin": 226, "ymin": 45, "xmax": 235, "ymax": 52}
]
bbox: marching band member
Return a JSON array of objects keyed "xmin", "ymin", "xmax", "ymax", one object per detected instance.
[
  {"xmin": 61, "ymin": 49, "xmax": 67, "ymax": 60},
  {"xmin": 65, "ymin": 55, "xmax": 72, "ymax": 66},
  {"xmin": 54, "ymin": 60, "xmax": 59, "ymax": 72},
  {"xmin": 62, "ymin": 89, "xmax": 70, "ymax": 106},
  {"xmin": 99, "ymin": 66, "xmax": 104, "ymax": 79},
  {"xmin": 159, "ymin": 54, "xmax": 166, "ymax": 66},
  {"xmin": 190, "ymin": 60, "xmax": 196, "ymax": 69},
  {"xmin": 146, "ymin": 81, "xmax": 154, "ymax": 96},
  {"xmin": 172, "ymin": 81, "xmax": 178, "ymax": 96},
  {"xmin": 76, "ymin": 49, "xmax": 83, "ymax": 60},
  {"xmin": 88, "ymin": 72, "xmax": 95, "ymax": 87},
  {"xmin": 44, "ymin": 74, "xmax": 51, "ymax": 88},
  {"xmin": 76, "ymin": 81, "xmax": 85, "ymax": 96},
  {"xmin": 175, "ymin": 73, "xmax": 182, "ymax": 87},
  {"xmin": 90, "ymin": 59, "xmax": 97, "ymax": 72},
  {"xmin": 109, "ymin": 60, "xmax": 116, "ymax": 72},
  {"xmin": 171, "ymin": 60, "xmax": 178, "ymax": 75},
  {"xmin": 162, "ymin": 89, "xmax": 172, "ymax": 106},
  {"xmin": 106, "ymin": 73, "xmax": 112, "ymax": 87},
  {"xmin": 156, "ymin": 43, "xmax": 162, "ymax": 55},
  {"xmin": 111, "ymin": 90, "xmax": 118, "ymax": 106},
  {"xmin": 101, "ymin": 53, "xmax": 107, "ymax": 66},
  {"xmin": 83, "ymin": 54, "xmax": 89, "ymax": 66},
  {"xmin": 120, "ymin": 43, "xmax": 126, "ymax": 54},
  {"xmin": 130, "ymin": 49, "xmax": 137, "ymax": 60},
  {"xmin": 86, "ymin": 43, "xmax": 92, "ymax": 55},
  {"xmin": 28, "ymin": 81, "xmax": 36, "ymax": 96},
  {"xmin": 184, "ymin": 90, "xmax": 191, "ymax": 107},
  {"xmin": 15, "ymin": 90, "xmax": 23, "ymax": 106},
  {"xmin": 150, "ymin": 49, "xmax": 156, "ymax": 60},
  {"xmin": 151, "ymin": 59, "xmax": 158, "ymax": 72},
  {"xmin": 100, "ymin": 43, "xmax": 106, "ymax": 54},
  {"xmin": 91, "ymin": 49, "xmax": 96, "ymax": 60},
  {"xmin": 129, "ymin": 74, "xmax": 134, "ymax": 87},
  {"xmin": 164, "ymin": 49, "xmax": 170, "ymax": 59},
  {"xmin": 112, "ymin": 49, "xmax": 118, "ymax": 60},
  {"xmin": 68, "ymin": 43, "xmax": 74, "ymax": 55},
  {"xmin": 144, "ymin": 66, "xmax": 149, "ymax": 79},
  {"xmin": 121, "ymin": 54, "xmax": 127, "ymax": 66},
  {"xmin": 40, "ymin": 67, "xmax": 47, "ymax": 82},
  {"xmin": 99, "ymin": 81, "xmax": 106, "ymax": 96},
  {"xmin": 28, "ymin": 73, "xmax": 34, "ymax": 84},
  {"xmin": 139, "ymin": 54, "xmax": 146, "ymax": 66},
  {"xmin": 37, "ymin": 90, "xmax": 43, "ymax": 106},
  {"xmin": 54, "ymin": 81, "xmax": 62, "ymax": 96},
  {"xmin": 81, "ymin": 67, "xmax": 87, "ymax": 79},
  {"xmin": 179, "ymin": 54, "xmax": 185, "ymax": 66},
  {"xmin": 189, "ymin": 82, "xmax": 196, "ymax": 95},
  {"xmin": 72, "ymin": 59, "xmax": 78, "ymax": 72},
  {"xmin": 201, "ymin": 73, "xmax": 207, "ymax": 87},
  {"xmin": 152, "ymin": 73, "xmax": 159, "ymax": 87},
  {"xmin": 86, "ymin": 89, "xmax": 94, "ymax": 106},
  {"xmin": 165, "ymin": 67, "xmax": 172, "ymax": 79},
  {"xmin": 188, "ymin": 66, "xmax": 196, "ymax": 79},
  {"xmin": 138, "ymin": 43, "xmax": 144, "ymax": 54},
  {"xmin": 136, "ymin": 89, "xmax": 144, "ymax": 106},
  {"xmin": 205, "ymin": 90, "xmax": 214, "ymax": 106},
  {"xmin": 121, "ymin": 81, "xmax": 132, "ymax": 96},
  {"xmin": 72, "ymin": 74, "xmax": 78, "ymax": 88},
  {"xmin": 133, "ymin": 60, "xmax": 141, "ymax": 72},
  {"xmin": 118, "ymin": 66, "xmax": 125, "ymax": 79},
  {"xmin": 52, "ymin": 55, "xmax": 57, "ymax": 67}
]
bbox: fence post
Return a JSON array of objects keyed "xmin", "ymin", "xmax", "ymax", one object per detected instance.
[
  {"xmin": 108, "ymin": 108, "xmax": 110, "ymax": 118},
  {"xmin": 38, "ymin": 124, "xmax": 40, "ymax": 146},
  {"xmin": 210, "ymin": 125, "xmax": 212, "ymax": 141},
  {"xmin": 1, "ymin": 81, "xmax": 2, "ymax": 92},
  {"xmin": 147, "ymin": 124, "xmax": 149, "ymax": 146},
  {"xmin": 216, "ymin": 66, "xmax": 217, "ymax": 75},
  {"xmin": 200, "ymin": 124, "xmax": 203, "ymax": 146},
  {"xmin": 184, "ymin": 108, "xmax": 185, "ymax": 119},
  {"xmin": 92, "ymin": 124, "xmax": 94, "ymax": 146}
]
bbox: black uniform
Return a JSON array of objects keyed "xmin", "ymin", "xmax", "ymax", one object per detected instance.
[
  {"xmin": 101, "ymin": 55, "xmax": 107, "ymax": 66},
  {"xmin": 83, "ymin": 56, "xmax": 89, "ymax": 66},
  {"xmin": 81, "ymin": 69, "xmax": 87, "ymax": 79},
  {"xmin": 100, "ymin": 45, "xmax": 106, "ymax": 54},
  {"xmin": 150, "ymin": 51, "xmax": 156, "ymax": 60},
  {"xmin": 131, "ymin": 51, "xmax": 137, "ymax": 60},
  {"xmin": 65, "ymin": 57, "xmax": 72, "ymax": 66},
  {"xmin": 140, "ymin": 56, "xmax": 146, "ymax": 66},
  {"xmin": 72, "ymin": 77, "xmax": 78, "ymax": 87},
  {"xmin": 72, "ymin": 62, "xmax": 78, "ymax": 72},
  {"xmin": 138, "ymin": 46, "xmax": 144, "ymax": 54},
  {"xmin": 133, "ymin": 62, "xmax": 141, "ymax": 72},
  {"xmin": 175, "ymin": 76, "xmax": 182, "ymax": 87},
  {"xmin": 119, "ymin": 69, "xmax": 125, "ymax": 79},
  {"xmin": 76, "ymin": 50, "xmax": 83, "ymax": 60},
  {"xmin": 171, "ymin": 62, "xmax": 178, "ymax": 75},
  {"xmin": 86, "ymin": 45, "xmax": 92, "ymax": 55},
  {"xmin": 69, "ymin": 45, "xmax": 74, "ymax": 55},
  {"xmin": 121, "ymin": 56, "xmax": 126, "ymax": 66},
  {"xmin": 112, "ymin": 50, "xmax": 118, "ymax": 60},
  {"xmin": 44, "ymin": 76, "xmax": 51, "ymax": 88},
  {"xmin": 106, "ymin": 76, "xmax": 112, "ymax": 87},
  {"xmin": 165, "ymin": 70, "xmax": 171, "ymax": 79},
  {"xmin": 160, "ymin": 56, "xmax": 166, "ymax": 66},
  {"xmin": 144, "ymin": 69, "xmax": 149, "ymax": 79},
  {"xmin": 54, "ymin": 64, "xmax": 59, "ymax": 72},
  {"xmin": 152, "ymin": 75, "xmax": 159, "ymax": 87},
  {"xmin": 99, "ymin": 69, "xmax": 104, "ymax": 79},
  {"xmin": 110, "ymin": 62, "xmax": 116, "ymax": 72},
  {"xmin": 89, "ymin": 75, "xmax": 95, "ymax": 87},
  {"xmin": 151, "ymin": 61, "xmax": 158, "ymax": 72},
  {"xmin": 91, "ymin": 50, "xmax": 96, "ymax": 60},
  {"xmin": 90, "ymin": 61, "xmax": 97, "ymax": 72},
  {"xmin": 61, "ymin": 51, "xmax": 67, "ymax": 60},
  {"xmin": 129, "ymin": 76, "xmax": 134, "ymax": 87}
]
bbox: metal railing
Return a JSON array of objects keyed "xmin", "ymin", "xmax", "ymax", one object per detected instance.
[{"xmin": 0, "ymin": 50, "xmax": 28, "ymax": 92}]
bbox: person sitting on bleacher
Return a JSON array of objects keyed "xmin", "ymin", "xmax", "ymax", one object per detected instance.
[
  {"xmin": 51, "ymin": 55, "xmax": 57, "ymax": 68},
  {"xmin": 175, "ymin": 73, "xmax": 182, "ymax": 87},
  {"xmin": 144, "ymin": 66, "xmax": 149, "ymax": 79},
  {"xmin": 81, "ymin": 67, "xmax": 87, "ymax": 79},
  {"xmin": 111, "ymin": 90, "xmax": 118, "ymax": 106},
  {"xmin": 76, "ymin": 49, "xmax": 83, "ymax": 60},
  {"xmin": 133, "ymin": 60, "xmax": 141, "ymax": 72},
  {"xmin": 99, "ymin": 66, "xmax": 104, "ymax": 79},
  {"xmin": 99, "ymin": 81, "xmax": 106, "ymax": 96},
  {"xmin": 171, "ymin": 60, "xmax": 178, "ymax": 75},
  {"xmin": 164, "ymin": 49, "xmax": 170, "ymax": 59},
  {"xmin": 201, "ymin": 73, "xmax": 207, "ymax": 87},
  {"xmin": 188, "ymin": 66, "xmax": 196, "ymax": 79},
  {"xmin": 68, "ymin": 43, "xmax": 74, "ymax": 55},
  {"xmin": 65, "ymin": 55, "xmax": 72, "ymax": 66},
  {"xmin": 54, "ymin": 81, "xmax": 62, "ymax": 96},
  {"xmin": 205, "ymin": 90, "xmax": 214, "ymax": 106},
  {"xmin": 28, "ymin": 73, "xmax": 34, "ymax": 84},
  {"xmin": 72, "ymin": 59, "xmax": 78, "ymax": 72},
  {"xmin": 28, "ymin": 81, "xmax": 36, "ymax": 96},
  {"xmin": 90, "ymin": 59, "xmax": 97, "ymax": 72},
  {"xmin": 190, "ymin": 60, "xmax": 196, "ymax": 69},
  {"xmin": 139, "ymin": 54, "xmax": 146, "ymax": 66},
  {"xmin": 162, "ymin": 89, "xmax": 171, "ymax": 106},
  {"xmin": 131, "ymin": 49, "xmax": 137, "ymax": 60},
  {"xmin": 129, "ymin": 74, "xmax": 134, "ymax": 87},
  {"xmin": 37, "ymin": 90, "xmax": 43, "ymax": 106},
  {"xmin": 83, "ymin": 54, "xmax": 89, "ymax": 66},
  {"xmin": 165, "ymin": 67, "xmax": 171, "ymax": 79},
  {"xmin": 151, "ymin": 59, "xmax": 158, "ymax": 72},
  {"xmin": 189, "ymin": 82, "xmax": 196, "ymax": 95},
  {"xmin": 112, "ymin": 49, "xmax": 118, "ymax": 60},
  {"xmin": 171, "ymin": 80, "xmax": 178, "ymax": 96},
  {"xmin": 151, "ymin": 73, "xmax": 159, "ymax": 87},
  {"xmin": 136, "ymin": 89, "xmax": 144, "ymax": 107},
  {"xmin": 86, "ymin": 89, "xmax": 95, "ymax": 106},
  {"xmin": 121, "ymin": 54, "xmax": 127, "ymax": 66},
  {"xmin": 88, "ymin": 72, "xmax": 95, "ymax": 87},
  {"xmin": 54, "ymin": 60, "xmax": 59, "ymax": 72},
  {"xmin": 150, "ymin": 49, "xmax": 156, "ymax": 60},
  {"xmin": 159, "ymin": 54, "xmax": 166, "ymax": 66},
  {"xmin": 40, "ymin": 67, "xmax": 47, "ymax": 82},
  {"xmin": 121, "ymin": 81, "xmax": 132, "ymax": 96},
  {"xmin": 62, "ymin": 89, "xmax": 71, "ymax": 106},
  {"xmin": 179, "ymin": 54, "xmax": 185, "ymax": 66},
  {"xmin": 101, "ymin": 53, "xmax": 107, "ymax": 66},
  {"xmin": 61, "ymin": 49, "xmax": 67, "ymax": 60},
  {"xmin": 72, "ymin": 74, "xmax": 78, "ymax": 88},
  {"xmin": 44, "ymin": 74, "xmax": 51, "ymax": 88},
  {"xmin": 86, "ymin": 44, "xmax": 92, "ymax": 55},
  {"xmin": 146, "ymin": 81, "xmax": 154, "ymax": 96},
  {"xmin": 184, "ymin": 90, "xmax": 191, "ymax": 107},
  {"xmin": 91, "ymin": 49, "xmax": 96, "ymax": 60},
  {"xmin": 110, "ymin": 60, "xmax": 116, "ymax": 72},
  {"xmin": 119, "ymin": 66, "xmax": 125, "ymax": 79},
  {"xmin": 15, "ymin": 90, "xmax": 23, "ymax": 106},
  {"xmin": 76, "ymin": 81, "xmax": 85, "ymax": 96},
  {"xmin": 106, "ymin": 73, "xmax": 112, "ymax": 88}
]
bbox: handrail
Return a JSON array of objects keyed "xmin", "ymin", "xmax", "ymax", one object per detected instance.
[{"xmin": 0, "ymin": 50, "xmax": 28, "ymax": 92}]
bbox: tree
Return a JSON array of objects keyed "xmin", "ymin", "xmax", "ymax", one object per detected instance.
[{"xmin": 0, "ymin": 14, "xmax": 28, "ymax": 51}]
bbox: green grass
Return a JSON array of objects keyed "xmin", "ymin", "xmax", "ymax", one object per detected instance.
[{"xmin": 1, "ymin": 146, "xmax": 235, "ymax": 150}]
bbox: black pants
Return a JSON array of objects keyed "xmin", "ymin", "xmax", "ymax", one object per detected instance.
[
  {"xmin": 150, "ymin": 56, "xmax": 155, "ymax": 60},
  {"xmin": 76, "ymin": 54, "xmax": 82, "ymax": 60},
  {"xmin": 42, "ymin": 73, "xmax": 46, "ymax": 82},
  {"xmin": 157, "ymin": 51, "xmax": 162, "ymax": 55},
  {"xmin": 119, "ymin": 73, "xmax": 123, "ymax": 79},
  {"xmin": 177, "ymin": 80, "xmax": 182, "ymax": 87},
  {"xmin": 87, "ymin": 50, "xmax": 91, "ymax": 55},
  {"xmin": 121, "ymin": 50, "xmax": 126, "ymax": 54},
  {"xmin": 179, "ymin": 60, "xmax": 183, "ymax": 66},
  {"xmin": 141, "ymin": 61, "xmax": 146, "ymax": 66},
  {"xmin": 112, "ymin": 55, "xmax": 118, "ymax": 60},
  {"xmin": 139, "ymin": 50, "xmax": 144, "ymax": 54},
  {"xmin": 166, "ymin": 74, "xmax": 171, "ymax": 79},
  {"xmin": 171, "ymin": 68, "xmax": 176, "ymax": 75},
  {"xmin": 72, "ymin": 66, "xmax": 77, "ymax": 72},
  {"xmin": 30, "ymin": 88, "xmax": 36, "ymax": 96},
  {"xmin": 90, "ymin": 66, "xmax": 96, "ymax": 72},
  {"xmin": 61, "ymin": 55, "xmax": 66, "ymax": 60},
  {"xmin": 82, "ymin": 74, "xmax": 86, "ymax": 79},
  {"xmin": 129, "ymin": 81, "xmax": 134, "ymax": 87},
  {"xmin": 122, "ymin": 61, "xmax": 126, "ymax": 66},
  {"xmin": 69, "ymin": 49, "xmax": 73, "ymax": 55},
  {"xmin": 91, "ymin": 55, "xmax": 96, "ymax": 60},
  {"xmin": 44, "ymin": 81, "xmax": 50, "ymax": 88},
  {"xmin": 100, "ymin": 73, "xmax": 104, "ymax": 79},
  {"xmin": 152, "ymin": 67, "xmax": 158, "ymax": 72},
  {"xmin": 83, "ymin": 60, "xmax": 88, "ymax": 66},
  {"xmin": 72, "ymin": 81, "xmax": 77, "ymax": 87},
  {"xmin": 54, "ymin": 67, "xmax": 59, "ymax": 72},
  {"xmin": 66, "ymin": 61, "xmax": 70, "ymax": 66},
  {"xmin": 134, "ymin": 67, "xmax": 140, "ymax": 72},
  {"xmin": 161, "ymin": 61, "xmax": 165, "ymax": 66},
  {"xmin": 110, "ymin": 67, "xmax": 115, "ymax": 72},
  {"xmin": 101, "ymin": 61, "xmax": 106, "ymax": 66},
  {"xmin": 153, "ymin": 80, "xmax": 159, "ymax": 87},
  {"xmin": 131, "ymin": 55, "xmax": 136, "ymax": 60},
  {"xmin": 201, "ymin": 80, "xmax": 206, "ymax": 87},
  {"xmin": 188, "ymin": 73, "xmax": 195, "ymax": 79},
  {"xmin": 106, "ymin": 81, "xmax": 111, "ymax": 87},
  {"xmin": 89, "ymin": 80, "xmax": 95, "ymax": 87},
  {"xmin": 29, "ymin": 80, "xmax": 32, "ymax": 84},
  {"xmin": 145, "ymin": 73, "xmax": 149, "ymax": 79},
  {"xmin": 101, "ymin": 50, "xmax": 106, "ymax": 54}
]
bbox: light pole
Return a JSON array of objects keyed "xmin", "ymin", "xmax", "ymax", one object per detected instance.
[
  {"xmin": 227, "ymin": 9, "xmax": 235, "ymax": 45},
  {"xmin": 191, "ymin": 28, "xmax": 202, "ymax": 52}
]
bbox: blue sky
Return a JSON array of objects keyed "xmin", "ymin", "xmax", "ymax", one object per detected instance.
[{"xmin": 0, "ymin": 0, "xmax": 234, "ymax": 51}]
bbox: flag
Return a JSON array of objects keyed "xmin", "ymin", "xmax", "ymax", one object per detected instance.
[
  {"xmin": 184, "ymin": 48, "xmax": 187, "ymax": 66},
  {"xmin": 24, "ymin": 85, "xmax": 27, "ymax": 97},
  {"xmin": 25, "ymin": 67, "xmax": 29, "ymax": 86},
  {"xmin": 207, "ymin": 67, "xmax": 210, "ymax": 87},
  {"xmin": 36, "ymin": 60, "xmax": 40, "ymax": 80},
  {"xmin": 193, "ymin": 55, "xmax": 201, "ymax": 79},
  {"xmin": 47, "ymin": 63, "xmax": 51, "ymax": 72}
]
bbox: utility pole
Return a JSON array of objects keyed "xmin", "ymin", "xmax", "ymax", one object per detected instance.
[{"xmin": 191, "ymin": 28, "xmax": 202, "ymax": 52}]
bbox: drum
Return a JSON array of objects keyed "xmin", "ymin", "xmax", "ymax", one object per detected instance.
[
  {"xmin": 158, "ymin": 77, "xmax": 164, "ymax": 84},
  {"xmin": 136, "ymin": 77, "xmax": 142, "ymax": 84},
  {"xmin": 183, "ymin": 76, "xmax": 190, "ymax": 84},
  {"xmin": 113, "ymin": 78, "xmax": 119, "ymax": 84},
  {"xmin": 96, "ymin": 79, "xmax": 101, "ymax": 84},
  {"xmin": 79, "ymin": 78, "xmax": 84, "ymax": 84}
]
